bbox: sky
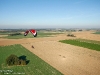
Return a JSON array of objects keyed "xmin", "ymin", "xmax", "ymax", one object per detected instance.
[{"xmin": 0, "ymin": 0, "xmax": 100, "ymax": 29}]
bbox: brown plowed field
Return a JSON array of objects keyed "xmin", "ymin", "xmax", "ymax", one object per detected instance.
[{"xmin": 0, "ymin": 31, "xmax": 100, "ymax": 75}]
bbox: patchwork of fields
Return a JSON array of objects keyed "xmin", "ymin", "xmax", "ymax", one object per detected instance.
[{"xmin": 0, "ymin": 30, "xmax": 100, "ymax": 75}]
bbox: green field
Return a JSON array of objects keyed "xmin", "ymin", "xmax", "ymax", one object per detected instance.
[
  {"xmin": 76, "ymin": 39, "xmax": 100, "ymax": 45},
  {"xmin": 93, "ymin": 31, "xmax": 100, "ymax": 34},
  {"xmin": 0, "ymin": 31, "xmax": 63, "ymax": 39},
  {"xmin": 0, "ymin": 44, "xmax": 63, "ymax": 75},
  {"xmin": 59, "ymin": 39, "xmax": 100, "ymax": 51}
]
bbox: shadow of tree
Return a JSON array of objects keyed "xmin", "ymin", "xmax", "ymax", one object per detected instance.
[{"xmin": 19, "ymin": 55, "xmax": 30, "ymax": 65}]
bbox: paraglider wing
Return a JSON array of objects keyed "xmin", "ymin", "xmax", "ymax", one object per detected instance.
[
  {"xmin": 24, "ymin": 30, "xmax": 29, "ymax": 36},
  {"xmin": 30, "ymin": 29, "xmax": 37, "ymax": 37},
  {"xmin": 24, "ymin": 29, "xmax": 37, "ymax": 37}
]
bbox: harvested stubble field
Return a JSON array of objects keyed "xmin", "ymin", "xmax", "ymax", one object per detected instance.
[{"xmin": 0, "ymin": 31, "xmax": 100, "ymax": 75}]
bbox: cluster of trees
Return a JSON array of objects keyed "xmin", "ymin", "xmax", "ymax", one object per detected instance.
[
  {"xmin": 9, "ymin": 33, "xmax": 22, "ymax": 36},
  {"xmin": 6, "ymin": 54, "xmax": 29, "ymax": 66},
  {"xmin": 67, "ymin": 34, "xmax": 76, "ymax": 37},
  {"xmin": 78, "ymin": 29, "xmax": 83, "ymax": 31}
]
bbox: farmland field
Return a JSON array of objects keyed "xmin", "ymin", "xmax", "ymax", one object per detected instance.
[
  {"xmin": 59, "ymin": 39, "xmax": 100, "ymax": 51},
  {"xmin": 0, "ymin": 44, "xmax": 63, "ymax": 75}
]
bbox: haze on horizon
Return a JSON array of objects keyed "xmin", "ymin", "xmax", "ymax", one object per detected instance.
[{"xmin": 0, "ymin": 0, "xmax": 100, "ymax": 29}]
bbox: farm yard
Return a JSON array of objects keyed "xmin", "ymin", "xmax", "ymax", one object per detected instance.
[{"xmin": 0, "ymin": 29, "xmax": 100, "ymax": 75}]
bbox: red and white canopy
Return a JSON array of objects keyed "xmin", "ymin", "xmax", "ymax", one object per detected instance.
[{"xmin": 24, "ymin": 29, "xmax": 37, "ymax": 37}]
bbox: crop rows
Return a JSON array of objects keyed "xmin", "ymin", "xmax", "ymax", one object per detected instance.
[{"xmin": 59, "ymin": 39, "xmax": 100, "ymax": 51}]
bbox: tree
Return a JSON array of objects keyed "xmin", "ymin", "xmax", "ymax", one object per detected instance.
[{"xmin": 6, "ymin": 54, "xmax": 19, "ymax": 66}]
